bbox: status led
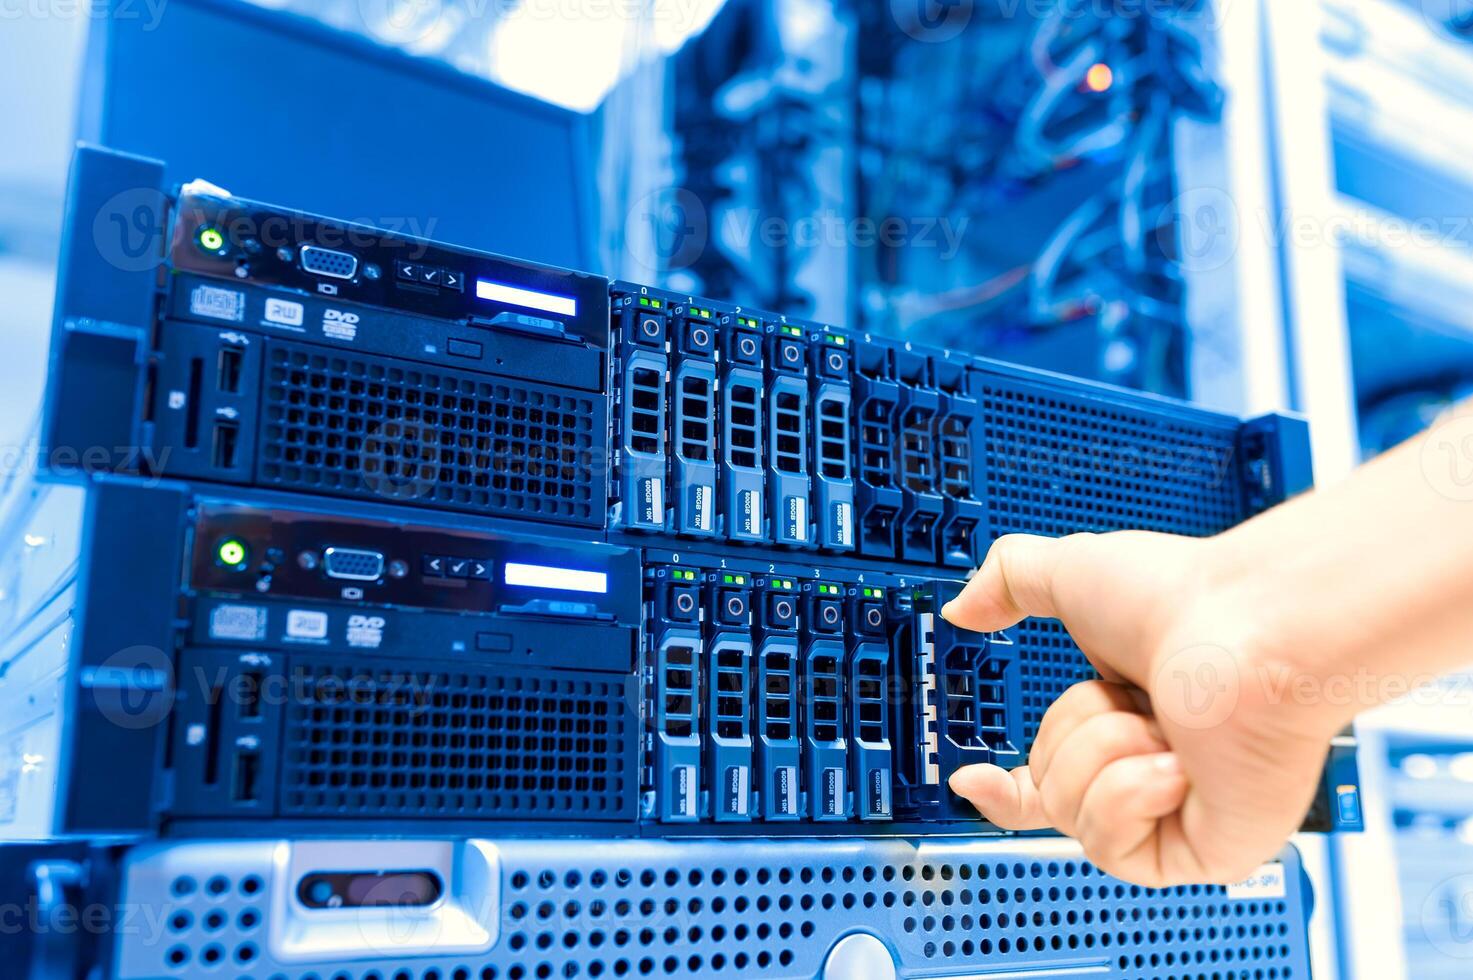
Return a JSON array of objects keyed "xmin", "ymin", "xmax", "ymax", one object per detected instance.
[
  {"xmin": 216, "ymin": 538, "xmax": 248, "ymax": 568},
  {"xmin": 198, "ymin": 227, "xmax": 225, "ymax": 252}
]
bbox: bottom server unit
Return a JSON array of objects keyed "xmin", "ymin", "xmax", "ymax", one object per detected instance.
[
  {"xmin": 0, "ymin": 475, "xmax": 1360, "ymax": 839},
  {"xmin": 16, "ymin": 837, "xmax": 1314, "ymax": 980}
]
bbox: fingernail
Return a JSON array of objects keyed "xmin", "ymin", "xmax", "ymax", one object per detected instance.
[
  {"xmin": 947, "ymin": 765, "xmax": 983, "ymax": 791},
  {"xmin": 1153, "ymin": 754, "xmax": 1182, "ymax": 775},
  {"xmin": 940, "ymin": 601, "xmax": 956, "ymax": 622}
]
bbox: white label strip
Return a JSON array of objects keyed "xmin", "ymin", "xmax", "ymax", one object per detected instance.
[
  {"xmin": 475, "ymin": 279, "xmax": 577, "ymax": 317},
  {"xmin": 504, "ymin": 562, "xmax": 608, "ymax": 594}
]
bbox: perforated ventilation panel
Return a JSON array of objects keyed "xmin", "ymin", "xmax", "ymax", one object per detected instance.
[
  {"xmin": 257, "ymin": 341, "xmax": 603, "ymax": 525},
  {"xmin": 1018, "ymin": 619, "xmax": 1097, "ymax": 749},
  {"xmin": 278, "ymin": 657, "xmax": 637, "ymax": 821},
  {"xmin": 978, "ymin": 375, "xmax": 1250, "ymax": 753},
  {"xmin": 115, "ymin": 838, "xmax": 1314, "ymax": 980}
]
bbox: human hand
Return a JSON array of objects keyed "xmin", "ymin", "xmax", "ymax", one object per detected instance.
[{"xmin": 943, "ymin": 531, "xmax": 1342, "ymax": 887}]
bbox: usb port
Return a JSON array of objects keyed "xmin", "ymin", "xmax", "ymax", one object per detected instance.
[
  {"xmin": 239, "ymin": 670, "xmax": 262, "ymax": 719},
  {"xmin": 211, "ymin": 420, "xmax": 239, "ymax": 469},
  {"xmin": 217, "ymin": 347, "xmax": 243, "ymax": 393},
  {"xmin": 231, "ymin": 751, "xmax": 260, "ymax": 802}
]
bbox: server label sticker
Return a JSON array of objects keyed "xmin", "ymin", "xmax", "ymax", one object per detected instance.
[
  {"xmin": 739, "ymin": 490, "xmax": 760, "ymax": 537},
  {"xmin": 639, "ymin": 477, "xmax": 663, "ymax": 527},
  {"xmin": 190, "ymin": 284, "xmax": 244, "ymax": 322},
  {"xmin": 723, "ymin": 765, "xmax": 749, "ymax": 816},
  {"xmin": 1227, "ymin": 863, "xmax": 1286, "ymax": 900},
  {"xmin": 868, "ymin": 768, "xmax": 890, "ymax": 817},
  {"xmin": 822, "ymin": 767, "xmax": 844, "ymax": 815},
  {"xmin": 673, "ymin": 764, "xmax": 697, "ymax": 817},
  {"xmin": 774, "ymin": 766, "xmax": 797, "ymax": 815},
  {"xmin": 209, "ymin": 604, "xmax": 267, "ymax": 642}
]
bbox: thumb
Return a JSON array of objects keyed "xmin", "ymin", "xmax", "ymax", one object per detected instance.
[{"xmin": 941, "ymin": 533, "xmax": 1084, "ymax": 632}]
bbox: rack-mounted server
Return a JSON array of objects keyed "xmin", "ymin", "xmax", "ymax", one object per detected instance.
[{"xmin": 17, "ymin": 144, "xmax": 1363, "ymax": 840}]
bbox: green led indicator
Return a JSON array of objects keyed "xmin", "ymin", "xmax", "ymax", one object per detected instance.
[
  {"xmin": 864, "ymin": 587, "xmax": 883, "ymax": 598},
  {"xmin": 692, "ymin": 308, "xmax": 711, "ymax": 319},
  {"xmin": 827, "ymin": 335, "xmax": 847, "ymax": 346},
  {"xmin": 819, "ymin": 583, "xmax": 840, "ymax": 596},
  {"xmin": 739, "ymin": 316, "xmax": 758, "ymax": 328},
  {"xmin": 639, "ymin": 297, "xmax": 652, "ymax": 307},
  {"xmin": 216, "ymin": 538, "xmax": 248, "ymax": 569},
  {"xmin": 198, "ymin": 227, "xmax": 225, "ymax": 252},
  {"xmin": 723, "ymin": 573, "xmax": 734, "ymax": 584},
  {"xmin": 783, "ymin": 325, "xmax": 801, "ymax": 337}
]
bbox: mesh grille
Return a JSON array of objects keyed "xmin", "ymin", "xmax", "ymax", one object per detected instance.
[
  {"xmin": 258, "ymin": 342, "xmax": 601, "ymax": 524},
  {"xmin": 979, "ymin": 378, "xmax": 1248, "ymax": 754},
  {"xmin": 1018, "ymin": 620, "xmax": 1099, "ymax": 748},
  {"xmin": 491, "ymin": 844, "xmax": 1305, "ymax": 980},
  {"xmin": 978, "ymin": 380, "xmax": 1242, "ymax": 538},
  {"xmin": 121, "ymin": 840, "xmax": 1313, "ymax": 980},
  {"xmin": 278, "ymin": 658, "xmax": 636, "ymax": 820}
]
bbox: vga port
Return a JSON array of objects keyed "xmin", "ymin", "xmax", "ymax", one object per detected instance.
[
  {"xmin": 322, "ymin": 547, "xmax": 385, "ymax": 581},
  {"xmin": 299, "ymin": 245, "xmax": 359, "ymax": 280}
]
